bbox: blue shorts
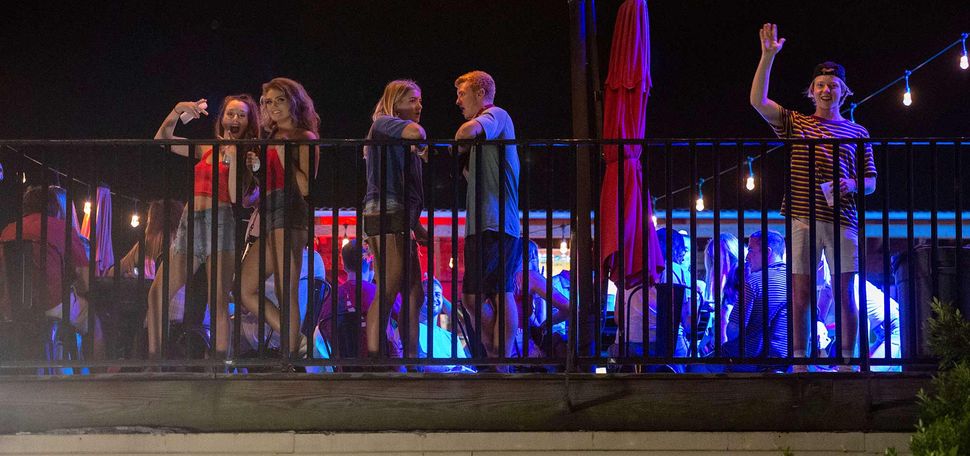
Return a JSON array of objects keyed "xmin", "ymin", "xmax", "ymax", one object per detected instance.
[{"xmin": 173, "ymin": 206, "xmax": 235, "ymax": 263}]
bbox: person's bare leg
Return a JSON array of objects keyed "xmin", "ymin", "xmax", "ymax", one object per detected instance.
[
  {"xmin": 499, "ymin": 292, "xmax": 519, "ymax": 359},
  {"xmin": 366, "ymin": 235, "xmax": 405, "ymax": 359},
  {"xmin": 403, "ymin": 246, "xmax": 425, "ymax": 358},
  {"xmin": 238, "ymin": 238, "xmax": 279, "ymax": 332},
  {"xmin": 207, "ymin": 250, "xmax": 235, "ymax": 357},
  {"xmin": 463, "ymin": 293, "xmax": 496, "ymax": 358},
  {"xmin": 273, "ymin": 228, "xmax": 306, "ymax": 356},
  {"xmin": 792, "ymin": 273, "xmax": 812, "ymax": 372},
  {"xmin": 839, "ymin": 272, "xmax": 859, "ymax": 366},
  {"xmin": 147, "ymin": 251, "xmax": 194, "ymax": 358}
]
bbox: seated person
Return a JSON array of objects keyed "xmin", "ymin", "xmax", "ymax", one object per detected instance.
[
  {"xmin": 415, "ymin": 277, "xmax": 472, "ymax": 372},
  {"xmin": 514, "ymin": 241, "xmax": 571, "ymax": 359},
  {"xmin": 1, "ymin": 185, "xmax": 102, "ymax": 360},
  {"xmin": 317, "ymin": 240, "xmax": 402, "ymax": 367},
  {"xmin": 721, "ymin": 230, "xmax": 789, "ymax": 373},
  {"xmin": 816, "ymin": 253, "xmax": 901, "ymax": 372}
]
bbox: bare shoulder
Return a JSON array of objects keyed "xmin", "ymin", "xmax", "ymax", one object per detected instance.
[{"xmin": 292, "ymin": 129, "xmax": 318, "ymax": 140}]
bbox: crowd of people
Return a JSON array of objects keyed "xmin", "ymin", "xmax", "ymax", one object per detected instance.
[{"xmin": 1, "ymin": 24, "xmax": 906, "ymax": 374}]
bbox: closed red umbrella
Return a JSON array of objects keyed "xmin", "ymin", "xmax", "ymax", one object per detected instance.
[{"xmin": 599, "ymin": 0, "xmax": 663, "ymax": 287}]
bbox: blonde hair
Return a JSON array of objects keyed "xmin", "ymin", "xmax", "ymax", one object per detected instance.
[
  {"xmin": 804, "ymin": 77, "xmax": 854, "ymax": 108},
  {"xmin": 371, "ymin": 79, "xmax": 420, "ymax": 121},
  {"xmin": 259, "ymin": 77, "xmax": 320, "ymax": 136},
  {"xmin": 454, "ymin": 70, "xmax": 495, "ymax": 103}
]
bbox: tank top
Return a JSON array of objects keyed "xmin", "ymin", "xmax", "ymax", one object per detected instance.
[{"xmin": 194, "ymin": 149, "xmax": 231, "ymax": 203}]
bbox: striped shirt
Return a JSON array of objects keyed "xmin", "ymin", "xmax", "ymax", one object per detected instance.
[
  {"xmin": 726, "ymin": 262, "xmax": 788, "ymax": 360},
  {"xmin": 772, "ymin": 109, "xmax": 877, "ymax": 229}
]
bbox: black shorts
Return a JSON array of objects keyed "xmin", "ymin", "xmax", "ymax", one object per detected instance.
[{"xmin": 462, "ymin": 231, "xmax": 522, "ymax": 294}]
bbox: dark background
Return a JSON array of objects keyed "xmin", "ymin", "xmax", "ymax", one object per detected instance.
[{"xmin": 1, "ymin": 1, "xmax": 967, "ymax": 232}]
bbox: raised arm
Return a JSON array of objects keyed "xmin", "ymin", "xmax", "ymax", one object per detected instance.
[
  {"xmin": 155, "ymin": 99, "xmax": 208, "ymax": 158},
  {"xmin": 750, "ymin": 23, "xmax": 786, "ymax": 128}
]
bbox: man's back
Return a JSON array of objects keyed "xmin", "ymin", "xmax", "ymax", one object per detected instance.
[{"xmin": 726, "ymin": 262, "xmax": 788, "ymax": 360}]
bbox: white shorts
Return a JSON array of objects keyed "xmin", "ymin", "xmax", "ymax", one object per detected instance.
[{"xmin": 791, "ymin": 217, "xmax": 859, "ymax": 275}]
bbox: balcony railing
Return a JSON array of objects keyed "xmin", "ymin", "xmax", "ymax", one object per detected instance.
[{"xmin": 0, "ymin": 138, "xmax": 967, "ymax": 374}]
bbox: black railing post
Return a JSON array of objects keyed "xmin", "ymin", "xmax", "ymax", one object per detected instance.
[
  {"xmin": 760, "ymin": 141, "xmax": 770, "ymax": 364},
  {"xmin": 881, "ymin": 142, "xmax": 892, "ymax": 364},
  {"xmin": 856, "ymin": 138, "xmax": 870, "ymax": 372},
  {"xmin": 808, "ymin": 142, "xmax": 819, "ymax": 361},
  {"xmin": 906, "ymin": 142, "xmax": 917, "ymax": 359},
  {"xmin": 831, "ymin": 139, "xmax": 843, "ymax": 365},
  {"xmin": 520, "ymin": 145, "xmax": 531, "ymax": 360},
  {"xmin": 210, "ymin": 141, "xmax": 220, "ymax": 363}
]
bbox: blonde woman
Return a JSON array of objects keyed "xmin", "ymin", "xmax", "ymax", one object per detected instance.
[{"xmin": 362, "ymin": 79, "xmax": 428, "ymax": 364}]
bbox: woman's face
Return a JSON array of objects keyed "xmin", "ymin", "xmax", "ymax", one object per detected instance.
[
  {"xmin": 393, "ymin": 88, "xmax": 422, "ymax": 122},
  {"xmin": 221, "ymin": 99, "xmax": 250, "ymax": 138},
  {"xmin": 261, "ymin": 88, "xmax": 291, "ymax": 125}
]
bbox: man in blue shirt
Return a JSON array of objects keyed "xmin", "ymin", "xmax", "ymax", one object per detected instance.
[{"xmin": 454, "ymin": 70, "xmax": 522, "ymax": 367}]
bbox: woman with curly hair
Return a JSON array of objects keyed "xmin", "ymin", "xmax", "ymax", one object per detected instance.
[{"xmin": 237, "ymin": 77, "xmax": 320, "ymax": 359}]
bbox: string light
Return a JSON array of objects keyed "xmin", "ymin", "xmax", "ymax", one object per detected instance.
[
  {"xmin": 745, "ymin": 156, "xmax": 756, "ymax": 191},
  {"xmin": 695, "ymin": 178, "xmax": 705, "ymax": 212},
  {"xmin": 902, "ymin": 70, "xmax": 913, "ymax": 106},
  {"xmin": 960, "ymin": 33, "xmax": 968, "ymax": 70},
  {"xmin": 448, "ymin": 257, "xmax": 454, "ymax": 269},
  {"xmin": 130, "ymin": 214, "xmax": 140, "ymax": 228},
  {"xmin": 340, "ymin": 224, "xmax": 350, "ymax": 247},
  {"xmin": 22, "ymin": 172, "xmax": 26, "ymax": 184},
  {"xmin": 559, "ymin": 225, "xmax": 569, "ymax": 257},
  {"xmin": 83, "ymin": 201, "xmax": 92, "ymax": 215}
]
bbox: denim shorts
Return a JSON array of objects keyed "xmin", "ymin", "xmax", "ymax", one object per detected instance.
[
  {"xmin": 173, "ymin": 206, "xmax": 235, "ymax": 263},
  {"xmin": 264, "ymin": 189, "xmax": 309, "ymax": 231}
]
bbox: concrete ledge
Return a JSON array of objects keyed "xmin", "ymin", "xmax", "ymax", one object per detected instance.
[{"xmin": 0, "ymin": 432, "xmax": 913, "ymax": 455}]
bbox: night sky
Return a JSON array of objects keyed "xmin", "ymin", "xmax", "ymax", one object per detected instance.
[{"xmin": 1, "ymin": 1, "xmax": 968, "ymax": 230}]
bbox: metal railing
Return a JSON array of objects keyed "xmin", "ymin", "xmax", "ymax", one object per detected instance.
[{"xmin": 0, "ymin": 138, "xmax": 966, "ymax": 374}]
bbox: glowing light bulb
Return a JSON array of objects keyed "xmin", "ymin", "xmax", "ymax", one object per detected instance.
[
  {"xmin": 130, "ymin": 214, "xmax": 140, "ymax": 228},
  {"xmin": 448, "ymin": 257, "xmax": 454, "ymax": 269},
  {"xmin": 902, "ymin": 70, "xmax": 913, "ymax": 107},
  {"xmin": 651, "ymin": 214, "xmax": 658, "ymax": 226},
  {"xmin": 341, "ymin": 237, "xmax": 349, "ymax": 247},
  {"xmin": 745, "ymin": 176, "xmax": 755, "ymax": 191},
  {"xmin": 560, "ymin": 238, "xmax": 569, "ymax": 256},
  {"xmin": 695, "ymin": 178, "xmax": 706, "ymax": 211},
  {"xmin": 83, "ymin": 201, "xmax": 92, "ymax": 215},
  {"xmin": 22, "ymin": 173, "xmax": 26, "ymax": 184},
  {"xmin": 962, "ymin": 35, "xmax": 969, "ymax": 70}
]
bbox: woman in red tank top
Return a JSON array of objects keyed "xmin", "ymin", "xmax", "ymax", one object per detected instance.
[
  {"xmin": 237, "ymin": 78, "xmax": 320, "ymax": 360},
  {"xmin": 146, "ymin": 94, "xmax": 259, "ymax": 362}
]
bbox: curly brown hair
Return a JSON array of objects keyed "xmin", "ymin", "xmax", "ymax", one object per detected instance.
[{"xmin": 259, "ymin": 77, "xmax": 320, "ymax": 137}]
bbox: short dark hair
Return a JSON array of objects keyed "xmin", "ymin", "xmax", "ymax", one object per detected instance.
[
  {"xmin": 750, "ymin": 230, "xmax": 785, "ymax": 259},
  {"xmin": 656, "ymin": 227, "xmax": 686, "ymax": 262},
  {"xmin": 341, "ymin": 239, "xmax": 362, "ymax": 273}
]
